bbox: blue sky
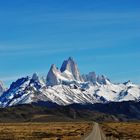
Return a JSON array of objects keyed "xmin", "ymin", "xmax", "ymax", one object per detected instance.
[{"xmin": 0, "ymin": 0, "xmax": 140, "ymax": 87}]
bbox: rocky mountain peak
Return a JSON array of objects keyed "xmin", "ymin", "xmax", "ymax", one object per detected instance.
[
  {"xmin": 123, "ymin": 80, "xmax": 132, "ymax": 85},
  {"xmin": 97, "ymin": 75, "xmax": 110, "ymax": 85},
  {"xmin": 51, "ymin": 64, "xmax": 57, "ymax": 69},
  {"xmin": 60, "ymin": 57, "xmax": 76, "ymax": 72},
  {"xmin": 60, "ymin": 57, "xmax": 83, "ymax": 82},
  {"xmin": 82, "ymin": 72, "xmax": 97, "ymax": 84},
  {"xmin": 0, "ymin": 57, "xmax": 140, "ymax": 108},
  {"xmin": 32, "ymin": 73, "xmax": 39, "ymax": 82},
  {"xmin": 68, "ymin": 56, "xmax": 74, "ymax": 61},
  {"xmin": 82, "ymin": 72, "xmax": 111, "ymax": 85},
  {"xmin": 0, "ymin": 81, "xmax": 5, "ymax": 93},
  {"xmin": 46, "ymin": 64, "xmax": 61, "ymax": 86},
  {"xmin": 9, "ymin": 76, "xmax": 30, "ymax": 90}
]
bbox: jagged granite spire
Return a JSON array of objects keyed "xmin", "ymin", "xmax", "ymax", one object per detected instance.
[
  {"xmin": 46, "ymin": 57, "xmax": 84, "ymax": 86},
  {"xmin": 82, "ymin": 72, "xmax": 97, "ymax": 84},
  {"xmin": 46, "ymin": 64, "xmax": 62, "ymax": 86},
  {"xmin": 0, "ymin": 57, "xmax": 140, "ymax": 108},
  {"xmin": 60, "ymin": 57, "xmax": 83, "ymax": 82},
  {"xmin": 0, "ymin": 81, "xmax": 5, "ymax": 94},
  {"xmin": 82, "ymin": 72, "xmax": 111, "ymax": 85}
]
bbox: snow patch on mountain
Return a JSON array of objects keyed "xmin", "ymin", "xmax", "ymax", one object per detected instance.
[{"xmin": 0, "ymin": 57, "xmax": 140, "ymax": 107}]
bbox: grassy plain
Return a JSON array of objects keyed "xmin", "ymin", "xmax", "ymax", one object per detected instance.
[
  {"xmin": 0, "ymin": 122, "xmax": 92, "ymax": 140},
  {"xmin": 101, "ymin": 122, "xmax": 140, "ymax": 139}
]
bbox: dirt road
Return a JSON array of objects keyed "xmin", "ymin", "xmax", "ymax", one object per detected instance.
[{"xmin": 84, "ymin": 122, "xmax": 106, "ymax": 140}]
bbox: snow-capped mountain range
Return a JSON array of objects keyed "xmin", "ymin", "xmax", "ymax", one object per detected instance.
[{"xmin": 0, "ymin": 57, "xmax": 140, "ymax": 108}]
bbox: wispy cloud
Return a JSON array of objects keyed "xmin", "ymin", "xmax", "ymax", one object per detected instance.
[
  {"xmin": 15, "ymin": 11, "xmax": 140, "ymax": 24},
  {"xmin": 0, "ymin": 42, "xmax": 114, "ymax": 55},
  {"xmin": 0, "ymin": 75, "xmax": 28, "ymax": 82},
  {"xmin": 111, "ymin": 69, "xmax": 140, "ymax": 77},
  {"xmin": 94, "ymin": 52, "xmax": 140, "ymax": 59}
]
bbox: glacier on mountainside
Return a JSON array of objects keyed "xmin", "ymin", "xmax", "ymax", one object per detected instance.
[{"xmin": 0, "ymin": 57, "xmax": 140, "ymax": 107}]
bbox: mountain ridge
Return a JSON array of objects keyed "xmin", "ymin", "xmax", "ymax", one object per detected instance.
[
  {"xmin": 0, "ymin": 57, "xmax": 140, "ymax": 108},
  {"xmin": 0, "ymin": 100, "xmax": 139, "ymax": 122}
]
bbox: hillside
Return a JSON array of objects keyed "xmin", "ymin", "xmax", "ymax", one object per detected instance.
[{"xmin": 0, "ymin": 101, "xmax": 139, "ymax": 123}]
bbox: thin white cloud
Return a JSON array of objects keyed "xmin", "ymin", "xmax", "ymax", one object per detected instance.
[
  {"xmin": 94, "ymin": 52, "xmax": 140, "ymax": 59},
  {"xmin": 0, "ymin": 43, "xmax": 112, "ymax": 55},
  {"xmin": 0, "ymin": 75, "xmax": 25, "ymax": 82},
  {"xmin": 18, "ymin": 11, "xmax": 140, "ymax": 23}
]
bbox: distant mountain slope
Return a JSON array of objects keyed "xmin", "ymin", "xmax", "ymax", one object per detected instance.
[
  {"xmin": 67, "ymin": 101, "xmax": 140, "ymax": 121},
  {"xmin": 0, "ymin": 57, "xmax": 140, "ymax": 107},
  {"xmin": 0, "ymin": 101, "xmax": 139, "ymax": 122}
]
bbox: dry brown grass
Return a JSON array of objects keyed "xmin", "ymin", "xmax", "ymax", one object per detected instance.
[
  {"xmin": 100, "ymin": 122, "xmax": 140, "ymax": 139},
  {"xmin": 0, "ymin": 122, "xmax": 92, "ymax": 140}
]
